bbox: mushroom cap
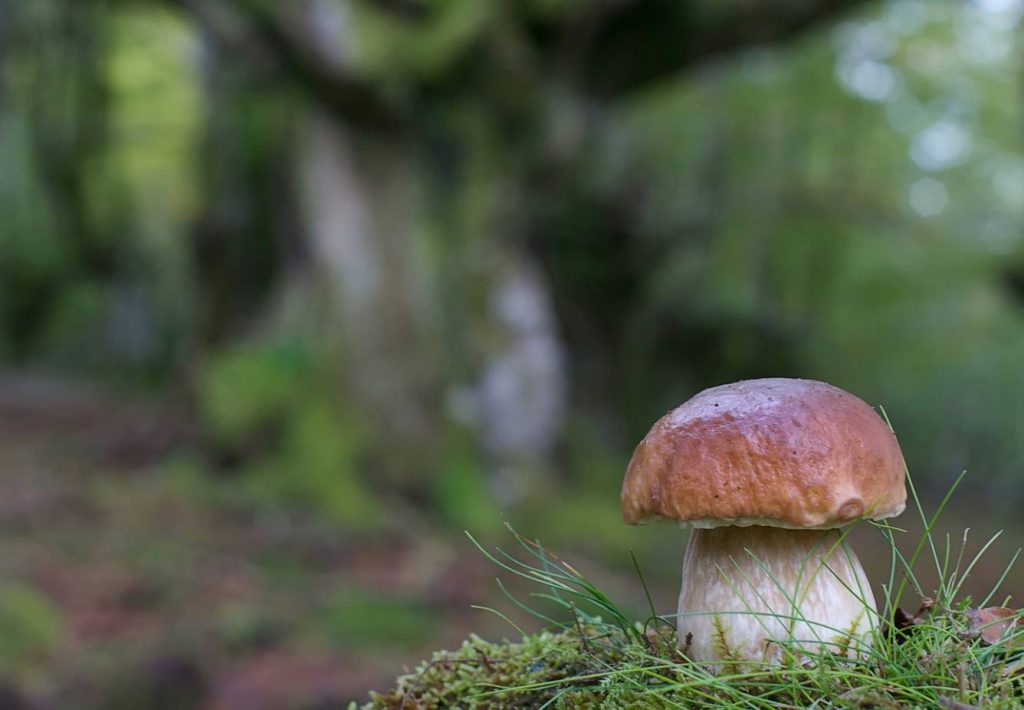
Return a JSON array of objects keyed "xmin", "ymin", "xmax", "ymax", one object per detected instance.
[{"xmin": 621, "ymin": 378, "xmax": 906, "ymax": 528}]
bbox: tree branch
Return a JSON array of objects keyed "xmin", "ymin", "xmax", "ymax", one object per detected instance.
[
  {"xmin": 168, "ymin": 0, "xmax": 406, "ymax": 131},
  {"xmin": 583, "ymin": 0, "xmax": 874, "ymax": 97}
]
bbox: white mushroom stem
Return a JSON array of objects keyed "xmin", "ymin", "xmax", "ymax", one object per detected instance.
[{"xmin": 677, "ymin": 526, "xmax": 876, "ymax": 667}]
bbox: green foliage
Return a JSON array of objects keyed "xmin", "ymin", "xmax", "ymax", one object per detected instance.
[
  {"xmin": 103, "ymin": 6, "xmax": 203, "ymax": 221},
  {"xmin": 0, "ymin": 584, "xmax": 63, "ymax": 670},
  {"xmin": 260, "ymin": 395, "xmax": 376, "ymax": 523},
  {"xmin": 433, "ymin": 424, "xmax": 499, "ymax": 533},
  {"xmin": 6, "ymin": 0, "xmax": 1024, "ymax": 518},
  {"xmin": 0, "ymin": 1, "xmax": 199, "ymax": 373},
  {"xmin": 351, "ymin": 0, "xmax": 493, "ymax": 82},
  {"xmin": 561, "ymin": 1, "xmax": 1024, "ymax": 501},
  {"xmin": 200, "ymin": 341, "xmax": 378, "ymax": 526},
  {"xmin": 29, "ymin": 280, "xmax": 108, "ymax": 366},
  {"xmin": 325, "ymin": 590, "xmax": 439, "ymax": 651},
  {"xmin": 200, "ymin": 342, "xmax": 310, "ymax": 447}
]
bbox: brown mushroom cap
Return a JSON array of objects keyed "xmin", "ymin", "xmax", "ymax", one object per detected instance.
[{"xmin": 621, "ymin": 378, "xmax": 906, "ymax": 528}]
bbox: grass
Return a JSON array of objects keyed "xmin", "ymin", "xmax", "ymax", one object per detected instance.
[{"xmin": 360, "ymin": 471, "xmax": 1024, "ymax": 708}]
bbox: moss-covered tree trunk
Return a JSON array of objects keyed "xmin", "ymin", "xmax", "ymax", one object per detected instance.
[{"xmin": 281, "ymin": 1, "xmax": 568, "ymax": 508}]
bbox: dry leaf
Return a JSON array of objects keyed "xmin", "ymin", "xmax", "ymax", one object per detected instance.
[
  {"xmin": 883, "ymin": 598, "xmax": 934, "ymax": 643},
  {"xmin": 967, "ymin": 607, "xmax": 1024, "ymax": 648}
]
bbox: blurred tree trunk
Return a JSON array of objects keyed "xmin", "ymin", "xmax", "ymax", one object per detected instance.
[
  {"xmin": 286, "ymin": 0, "xmax": 566, "ymax": 500},
  {"xmin": 295, "ymin": 114, "xmax": 447, "ymax": 489},
  {"xmin": 289, "ymin": 2, "xmax": 445, "ymax": 492}
]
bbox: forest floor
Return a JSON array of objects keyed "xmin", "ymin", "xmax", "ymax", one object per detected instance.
[
  {"xmin": 0, "ymin": 374, "xmax": 547, "ymax": 709},
  {"xmin": 1, "ymin": 374, "xmax": 1021, "ymax": 708}
]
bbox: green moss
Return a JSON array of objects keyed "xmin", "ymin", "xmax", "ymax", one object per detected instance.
[
  {"xmin": 359, "ymin": 629, "xmax": 617, "ymax": 709},
  {"xmin": 355, "ymin": 625, "xmax": 695, "ymax": 709},
  {"xmin": 359, "ymin": 610, "xmax": 1024, "ymax": 709}
]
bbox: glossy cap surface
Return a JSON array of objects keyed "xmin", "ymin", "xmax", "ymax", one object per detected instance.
[{"xmin": 621, "ymin": 378, "xmax": 906, "ymax": 528}]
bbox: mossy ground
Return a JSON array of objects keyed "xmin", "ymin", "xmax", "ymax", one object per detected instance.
[
  {"xmin": 361, "ymin": 628, "xmax": 630, "ymax": 709},
  {"xmin": 361, "ymin": 499, "xmax": 1024, "ymax": 710},
  {"xmin": 360, "ymin": 605, "xmax": 1024, "ymax": 709}
]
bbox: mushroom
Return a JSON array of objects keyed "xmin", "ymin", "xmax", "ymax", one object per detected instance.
[{"xmin": 621, "ymin": 378, "xmax": 906, "ymax": 666}]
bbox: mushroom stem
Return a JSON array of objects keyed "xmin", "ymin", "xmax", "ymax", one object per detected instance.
[{"xmin": 677, "ymin": 526, "xmax": 876, "ymax": 667}]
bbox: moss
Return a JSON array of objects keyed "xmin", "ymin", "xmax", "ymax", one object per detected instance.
[
  {"xmin": 357, "ymin": 623, "xmax": 702, "ymax": 709},
  {"xmin": 358, "ymin": 519, "xmax": 1024, "ymax": 708},
  {"xmin": 358, "ymin": 627, "xmax": 656, "ymax": 709},
  {"xmin": 358, "ymin": 613, "xmax": 1024, "ymax": 709}
]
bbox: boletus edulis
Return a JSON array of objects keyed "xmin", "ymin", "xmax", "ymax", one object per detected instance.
[{"xmin": 621, "ymin": 378, "xmax": 906, "ymax": 667}]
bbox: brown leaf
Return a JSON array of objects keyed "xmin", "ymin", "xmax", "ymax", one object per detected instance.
[
  {"xmin": 883, "ymin": 600, "xmax": 934, "ymax": 643},
  {"xmin": 882, "ymin": 607, "xmax": 911, "ymax": 643},
  {"xmin": 967, "ymin": 607, "xmax": 1024, "ymax": 648}
]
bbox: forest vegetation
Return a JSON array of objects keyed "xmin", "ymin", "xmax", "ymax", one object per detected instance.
[{"xmin": 2, "ymin": 0, "xmax": 1024, "ymax": 705}]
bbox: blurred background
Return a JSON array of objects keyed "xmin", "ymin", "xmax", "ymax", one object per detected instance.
[{"xmin": 2, "ymin": 0, "xmax": 1024, "ymax": 706}]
